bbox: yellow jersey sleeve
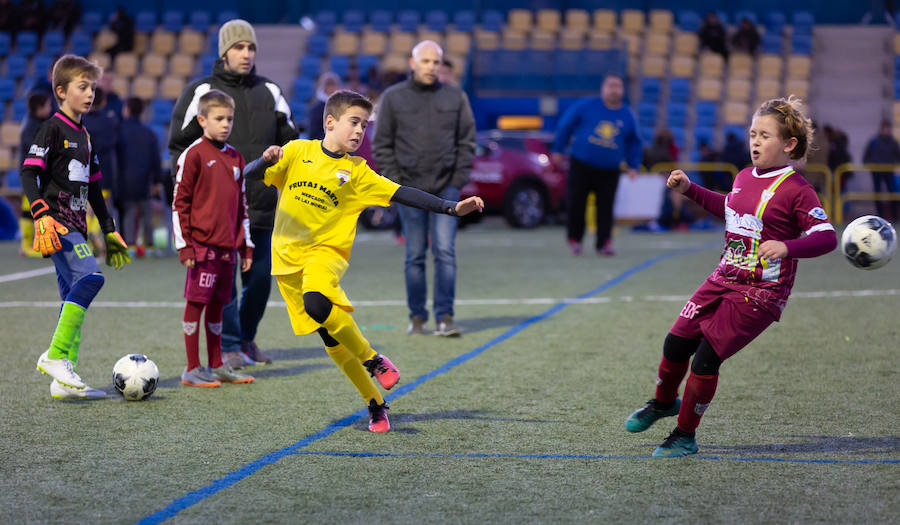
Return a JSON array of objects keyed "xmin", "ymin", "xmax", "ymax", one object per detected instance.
[
  {"xmin": 350, "ymin": 159, "xmax": 400, "ymax": 208},
  {"xmin": 264, "ymin": 140, "xmax": 304, "ymax": 191}
]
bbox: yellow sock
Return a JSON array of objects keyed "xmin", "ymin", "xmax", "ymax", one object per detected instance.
[
  {"xmin": 326, "ymin": 344, "xmax": 383, "ymax": 404},
  {"xmin": 320, "ymin": 307, "xmax": 377, "ymax": 363}
]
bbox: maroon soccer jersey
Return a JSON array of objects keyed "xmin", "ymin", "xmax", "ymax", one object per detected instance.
[{"xmin": 705, "ymin": 166, "xmax": 833, "ymax": 318}]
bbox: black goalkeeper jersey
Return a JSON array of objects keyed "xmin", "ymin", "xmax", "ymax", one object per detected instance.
[{"xmin": 21, "ymin": 111, "xmax": 112, "ymax": 235}]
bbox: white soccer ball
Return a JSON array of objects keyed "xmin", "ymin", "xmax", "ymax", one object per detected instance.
[
  {"xmin": 113, "ymin": 354, "xmax": 159, "ymax": 401},
  {"xmin": 841, "ymin": 215, "xmax": 897, "ymax": 270}
]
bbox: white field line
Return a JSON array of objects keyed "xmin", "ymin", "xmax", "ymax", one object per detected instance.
[
  {"xmin": 0, "ymin": 267, "xmax": 56, "ymax": 283},
  {"xmin": 0, "ymin": 290, "xmax": 897, "ymax": 308}
]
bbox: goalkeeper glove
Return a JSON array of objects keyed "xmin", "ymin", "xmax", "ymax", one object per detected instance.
[
  {"xmin": 104, "ymin": 232, "xmax": 131, "ymax": 269},
  {"xmin": 32, "ymin": 205, "xmax": 70, "ymax": 256}
]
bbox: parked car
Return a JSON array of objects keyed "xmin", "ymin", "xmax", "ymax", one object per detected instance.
[{"xmin": 461, "ymin": 130, "xmax": 567, "ymax": 228}]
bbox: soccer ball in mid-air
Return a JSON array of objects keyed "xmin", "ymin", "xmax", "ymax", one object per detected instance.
[
  {"xmin": 113, "ymin": 354, "xmax": 159, "ymax": 401},
  {"xmin": 841, "ymin": 215, "xmax": 897, "ymax": 270}
]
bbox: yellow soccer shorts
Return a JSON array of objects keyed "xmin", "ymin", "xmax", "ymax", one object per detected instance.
[{"xmin": 276, "ymin": 254, "xmax": 354, "ymax": 335}]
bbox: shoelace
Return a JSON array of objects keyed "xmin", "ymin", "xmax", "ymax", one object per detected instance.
[
  {"xmin": 364, "ymin": 357, "xmax": 388, "ymax": 377},
  {"xmin": 63, "ymin": 359, "xmax": 76, "ymax": 375},
  {"xmin": 660, "ymin": 429, "xmax": 692, "ymax": 447}
]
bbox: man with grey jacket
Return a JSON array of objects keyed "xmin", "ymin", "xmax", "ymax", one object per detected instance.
[{"xmin": 374, "ymin": 40, "xmax": 476, "ymax": 336}]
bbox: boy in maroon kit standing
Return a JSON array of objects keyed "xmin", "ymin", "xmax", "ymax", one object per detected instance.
[
  {"xmin": 173, "ymin": 90, "xmax": 254, "ymax": 387},
  {"xmin": 624, "ymin": 96, "xmax": 837, "ymax": 456}
]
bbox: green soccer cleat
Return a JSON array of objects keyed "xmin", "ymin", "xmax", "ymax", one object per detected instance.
[
  {"xmin": 625, "ymin": 398, "xmax": 681, "ymax": 433},
  {"xmin": 652, "ymin": 427, "xmax": 699, "ymax": 457}
]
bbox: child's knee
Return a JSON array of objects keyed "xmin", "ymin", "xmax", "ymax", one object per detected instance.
[
  {"xmin": 68, "ymin": 273, "xmax": 105, "ymax": 308},
  {"xmin": 303, "ymin": 291, "xmax": 333, "ymax": 324}
]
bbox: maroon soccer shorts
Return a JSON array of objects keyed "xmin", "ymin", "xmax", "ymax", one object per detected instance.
[
  {"xmin": 670, "ymin": 279, "xmax": 776, "ymax": 360},
  {"xmin": 184, "ymin": 257, "xmax": 234, "ymax": 304}
]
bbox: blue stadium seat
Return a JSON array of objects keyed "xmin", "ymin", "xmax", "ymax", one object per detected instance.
[
  {"xmin": 199, "ymin": 54, "xmax": 218, "ymax": 74},
  {"xmin": 370, "ymin": 11, "xmax": 392, "ymax": 33},
  {"xmin": 482, "ymin": 10, "xmax": 504, "ymax": 32},
  {"xmin": 667, "ymin": 103, "xmax": 688, "ymax": 128},
  {"xmin": 694, "ymin": 126, "xmax": 715, "ymax": 147},
  {"xmin": 894, "ymin": 79, "xmax": 900, "ymax": 99},
  {"xmin": 190, "ymin": 11, "xmax": 211, "ymax": 31},
  {"xmin": 715, "ymin": 11, "xmax": 729, "ymax": 25},
  {"xmin": 761, "ymin": 33, "xmax": 782, "ymax": 54},
  {"xmin": 16, "ymin": 31, "xmax": 38, "ymax": 56},
  {"xmin": 397, "ymin": 10, "xmax": 420, "ymax": 33},
  {"xmin": 70, "ymin": 31, "xmax": 92, "ymax": 56},
  {"xmin": 637, "ymin": 102, "xmax": 658, "ymax": 128},
  {"xmin": 0, "ymin": 32, "xmax": 10, "ymax": 56},
  {"xmin": 329, "ymin": 55, "xmax": 350, "ymax": 78},
  {"xmin": 342, "ymin": 10, "xmax": 365, "ymax": 33},
  {"xmin": 307, "ymin": 33, "xmax": 328, "ymax": 57},
  {"xmin": 150, "ymin": 125, "xmax": 168, "ymax": 151},
  {"xmin": 6, "ymin": 54, "xmax": 27, "ymax": 79},
  {"xmin": 0, "ymin": 78, "xmax": 15, "ymax": 102},
  {"xmin": 677, "ymin": 11, "xmax": 702, "ymax": 32},
  {"xmin": 734, "ymin": 11, "xmax": 757, "ymax": 25},
  {"xmin": 670, "ymin": 127, "xmax": 685, "ymax": 148},
  {"xmin": 12, "ymin": 98, "xmax": 27, "ymax": 121},
  {"xmin": 792, "ymin": 34, "xmax": 812, "ymax": 55},
  {"xmin": 640, "ymin": 126, "xmax": 655, "ymax": 142},
  {"xmin": 894, "ymin": 56, "xmax": 900, "ymax": 78},
  {"xmin": 290, "ymin": 100, "xmax": 308, "ymax": 126},
  {"xmin": 314, "ymin": 11, "xmax": 337, "ymax": 34},
  {"xmin": 163, "ymin": 10, "xmax": 184, "ymax": 33},
  {"xmin": 42, "ymin": 31, "xmax": 65, "ymax": 55},
  {"xmin": 723, "ymin": 124, "xmax": 745, "ymax": 141},
  {"xmin": 552, "ymin": 49, "xmax": 585, "ymax": 91},
  {"xmin": 453, "ymin": 11, "xmax": 476, "ymax": 32},
  {"xmin": 217, "ymin": 11, "xmax": 239, "ymax": 26},
  {"xmin": 136, "ymin": 11, "xmax": 157, "ymax": 33},
  {"xmin": 300, "ymin": 55, "xmax": 321, "ymax": 78},
  {"xmin": 584, "ymin": 50, "xmax": 616, "ymax": 87},
  {"xmin": 151, "ymin": 99, "xmax": 174, "ymax": 126},
  {"xmin": 357, "ymin": 54, "xmax": 379, "ymax": 81},
  {"xmin": 5, "ymin": 169, "xmax": 21, "ymax": 189},
  {"xmin": 293, "ymin": 76, "xmax": 314, "ymax": 101},
  {"xmin": 32, "ymin": 54, "xmax": 54, "ymax": 79},
  {"xmin": 669, "ymin": 78, "xmax": 691, "ymax": 104},
  {"xmin": 695, "ymin": 101, "xmax": 718, "ymax": 127},
  {"xmin": 426, "ymin": 11, "xmax": 448, "ymax": 32},
  {"xmin": 81, "ymin": 11, "xmax": 104, "ymax": 34},
  {"xmin": 521, "ymin": 49, "xmax": 553, "ymax": 91},
  {"xmin": 792, "ymin": 11, "xmax": 814, "ymax": 36},
  {"xmin": 764, "ymin": 12, "xmax": 785, "ymax": 35},
  {"xmin": 640, "ymin": 77, "xmax": 661, "ymax": 103}
]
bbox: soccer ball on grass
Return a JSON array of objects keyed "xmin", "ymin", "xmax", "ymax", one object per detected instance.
[
  {"xmin": 113, "ymin": 354, "xmax": 159, "ymax": 401},
  {"xmin": 840, "ymin": 215, "xmax": 896, "ymax": 270}
]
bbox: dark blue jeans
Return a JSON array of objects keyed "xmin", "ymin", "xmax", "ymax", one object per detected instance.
[
  {"xmin": 397, "ymin": 185, "xmax": 460, "ymax": 321},
  {"xmin": 222, "ymin": 227, "xmax": 273, "ymax": 352}
]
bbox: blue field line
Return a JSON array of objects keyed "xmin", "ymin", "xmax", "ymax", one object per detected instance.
[
  {"xmin": 136, "ymin": 243, "xmax": 714, "ymax": 525},
  {"xmin": 291, "ymin": 450, "xmax": 900, "ymax": 465}
]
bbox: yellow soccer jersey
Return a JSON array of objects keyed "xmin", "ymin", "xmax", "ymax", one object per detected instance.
[{"xmin": 264, "ymin": 139, "xmax": 400, "ymax": 274}]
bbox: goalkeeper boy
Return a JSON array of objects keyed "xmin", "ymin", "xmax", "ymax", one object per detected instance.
[
  {"xmin": 245, "ymin": 90, "xmax": 483, "ymax": 432},
  {"xmin": 21, "ymin": 55, "xmax": 131, "ymax": 399}
]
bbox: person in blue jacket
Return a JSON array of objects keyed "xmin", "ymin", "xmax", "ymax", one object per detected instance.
[{"xmin": 552, "ymin": 74, "xmax": 642, "ymax": 256}]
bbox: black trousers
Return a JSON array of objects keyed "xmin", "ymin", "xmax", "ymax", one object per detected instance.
[{"xmin": 566, "ymin": 157, "xmax": 621, "ymax": 249}]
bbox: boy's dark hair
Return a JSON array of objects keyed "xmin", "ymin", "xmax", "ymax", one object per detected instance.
[
  {"xmin": 52, "ymin": 54, "xmax": 102, "ymax": 104},
  {"xmin": 126, "ymin": 97, "xmax": 145, "ymax": 117},
  {"xmin": 27, "ymin": 92, "xmax": 50, "ymax": 114},
  {"xmin": 323, "ymin": 89, "xmax": 372, "ymax": 127},
  {"xmin": 198, "ymin": 89, "xmax": 235, "ymax": 117}
]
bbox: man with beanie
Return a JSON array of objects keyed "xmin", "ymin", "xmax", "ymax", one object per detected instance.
[
  {"xmin": 373, "ymin": 40, "xmax": 476, "ymax": 337},
  {"xmin": 169, "ymin": 19, "xmax": 297, "ymax": 369}
]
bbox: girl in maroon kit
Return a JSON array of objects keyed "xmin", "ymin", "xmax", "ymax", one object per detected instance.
[{"xmin": 625, "ymin": 96, "xmax": 837, "ymax": 457}]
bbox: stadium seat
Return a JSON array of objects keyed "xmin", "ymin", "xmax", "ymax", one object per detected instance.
[
  {"xmin": 300, "ymin": 55, "xmax": 321, "ymax": 78},
  {"xmin": 530, "ymin": 32, "xmax": 555, "ymax": 51},
  {"xmin": 695, "ymin": 101, "xmax": 718, "ymax": 127},
  {"xmin": 761, "ymin": 33, "xmax": 783, "ymax": 55},
  {"xmin": 723, "ymin": 124, "xmax": 746, "ymax": 141},
  {"xmin": 756, "ymin": 78, "xmax": 781, "ymax": 100},
  {"xmin": 649, "ymin": 9, "xmax": 673, "ymax": 33},
  {"xmin": 729, "ymin": 53, "xmax": 753, "ymax": 79},
  {"xmin": 0, "ymin": 78, "xmax": 15, "ymax": 103},
  {"xmin": 621, "ymin": 9, "xmax": 644, "ymax": 33},
  {"xmin": 178, "ymin": 30, "xmax": 205, "ymax": 56},
  {"xmin": 726, "ymin": 78, "xmax": 751, "ymax": 101},
  {"xmin": 786, "ymin": 55, "xmax": 811, "ymax": 79},
  {"xmin": 314, "ymin": 11, "xmax": 337, "ymax": 35},
  {"xmin": 0, "ymin": 32, "xmax": 9, "ymax": 56},
  {"xmin": 593, "ymin": 9, "xmax": 616, "ymax": 33},
  {"xmin": 32, "ymin": 54, "xmax": 54, "ymax": 79},
  {"xmin": 110, "ymin": 76, "xmax": 129, "ymax": 99},
  {"xmin": 640, "ymin": 77, "xmax": 661, "ymax": 102},
  {"xmin": 70, "ymin": 31, "xmax": 92, "ymax": 56},
  {"xmin": 417, "ymin": 29, "xmax": 443, "ymax": 49},
  {"xmin": 758, "ymin": 54, "xmax": 783, "ymax": 79},
  {"xmin": 95, "ymin": 28, "xmax": 118, "ymax": 52},
  {"xmin": 199, "ymin": 54, "xmax": 217, "ymax": 75},
  {"xmin": 342, "ymin": 10, "xmax": 365, "ymax": 33},
  {"xmin": 670, "ymin": 127, "xmax": 685, "ymax": 148},
  {"xmin": 696, "ymin": 78, "xmax": 722, "ymax": 101},
  {"xmin": 670, "ymin": 55, "xmax": 695, "ymax": 77},
  {"xmin": 620, "ymin": 32, "xmax": 641, "ymax": 55},
  {"xmin": 507, "ymin": 9, "xmax": 532, "ymax": 33},
  {"xmin": 482, "ymin": 11, "xmax": 505, "ymax": 32},
  {"xmin": 142, "ymin": 53, "xmax": 167, "ymax": 78},
  {"xmin": 151, "ymin": 30, "xmax": 177, "ymax": 55},
  {"xmin": 151, "ymin": 99, "xmax": 174, "ymax": 124},
  {"xmin": 332, "ymin": 31, "xmax": 359, "ymax": 55},
  {"xmin": 764, "ymin": 12, "xmax": 786, "ymax": 35},
  {"xmin": 699, "ymin": 52, "xmax": 724, "ymax": 77},
  {"xmin": 132, "ymin": 76, "xmax": 157, "ymax": 99},
  {"xmin": 397, "ymin": 10, "xmax": 420, "ymax": 33},
  {"xmin": 669, "ymin": 78, "xmax": 691, "ymax": 103},
  {"xmin": 16, "ymin": 31, "xmax": 38, "ymax": 56},
  {"xmin": 475, "ymin": 29, "xmax": 500, "ymax": 50},
  {"xmin": 446, "ymin": 31, "xmax": 472, "ymax": 56},
  {"xmin": 536, "ymin": 9, "xmax": 561, "ymax": 33},
  {"xmin": 673, "ymin": 32, "xmax": 699, "ymax": 55},
  {"xmin": 501, "ymin": 31, "xmax": 528, "ymax": 51},
  {"xmin": 667, "ymin": 102, "xmax": 688, "ymax": 127},
  {"xmin": 370, "ymin": 11, "xmax": 393, "ymax": 33},
  {"xmin": 357, "ymin": 54, "xmax": 379, "ymax": 81},
  {"xmin": 637, "ymin": 102, "xmax": 658, "ymax": 128},
  {"xmin": 12, "ymin": 98, "xmax": 27, "ymax": 121},
  {"xmin": 0, "ymin": 121, "xmax": 20, "ymax": 146},
  {"xmin": 645, "ymin": 32, "xmax": 670, "ymax": 55},
  {"xmin": 677, "ymin": 11, "xmax": 701, "ymax": 32},
  {"xmin": 723, "ymin": 102, "xmax": 749, "ymax": 124},
  {"xmin": 190, "ymin": 11, "xmax": 211, "ymax": 31},
  {"xmin": 361, "ymin": 31, "xmax": 387, "ymax": 55},
  {"xmin": 694, "ymin": 126, "xmax": 714, "ymax": 147},
  {"xmin": 451, "ymin": 11, "xmax": 475, "ymax": 33},
  {"xmin": 426, "ymin": 11, "xmax": 448, "ymax": 32},
  {"xmin": 586, "ymin": 33, "xmax": 612, "ymax": 50},
  {"xmin": 81, "ymin": 11, "xmax": 104, "ymax": 34},
  {"xmin": 88, "ymin": 52, "xmax": 111, "ymax": 71},
  {"xmin": 792, "ymin": 11, "xmax": 814, "ymax": 36},
  {"xmin": 159, "ymin": 76, "xmax": 185, "ymax": 100},
  {"xmin": 5, "ymin": 54, "xmax": 27, "ymax": 79},
  {"xmin": 136, "ymin": 11, "xmax": 157, "ymax": 33},
  {"xmin": 381, "ymin": 53, "xmax": 409, "ymax": 74},
  {"xmin": 42, "ymin": 31, "xmax": 65, "ymax": 55},
  {"xmin": 785, "ymin": 78, "xmax": 809, "ymax": 99},
  {"xmin": 559, "ymin": 30, "xmax": 585, "ymax": 50},
  {"xmin": 390, "ymin": 32, "xmax": 415, "ymax": 55},
  {"xmin": 114, "ymin": 53, "xmax": 140, "ymax": 78},
  {"xmin": 641, "ymin": 55, "xmax": 666, "ymax": 77},
  {"xmin": 564, "ymin": 9, "xmax": 589, "ymax": 34},
  {"xmin": 292, "ymin": 76, "xmax": 314, "ymax": 102},
  {"xmin": 163, "ymin": 11, "xmax": 184, "ymax": 33},
  {"xmin": 329, "ymin": 55, "xmax": 350, "ymax": 78},
  {"xmin": 792, "ymin": 34, "xmax": 813, "ymax": 55},
  {"xmin": 307, "ymin": 33, "xmax": 329, "ymax": 56}
]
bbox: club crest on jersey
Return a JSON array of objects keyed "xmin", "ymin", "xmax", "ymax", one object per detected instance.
[
  {"xmin": 233, "ymin": 166, "xmax": 240, "ymax": 180},
  {"xmin": 808, "ymin": 207, "xmax": 828, "ymax": 220},
  {"xmin": 335, "ymin": 169, "xmax": 350, "ymax": 186},
  {"xmin": 63, "ymin": 140, "xmax": 78, "ymax": 149}
]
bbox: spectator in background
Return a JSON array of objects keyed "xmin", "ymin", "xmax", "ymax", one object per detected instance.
[
  {"xmin": 117, "ymin": 97, "xmax": 162, "ymax": 255},
  {"xmin": 98, "ymin": 71, "xmax": 123, "ymax": 120},
  {"xmin": 0, "ymin": 0, "xmax": 15, "ymax": 34},
  {"xmin": 307, "ymin": 72, "xmax": 341, "ymax": 140},
  {"xmin": 862, "ymin": 120, "xmax": 900, "ymax": 222},
  {"xmin": 47, "ymin": 0, "xmax": 81, "ymax": 36},
  {"xmin": 106, "ymin": 8, "xmax": 135, "ymax": 59},
  {"xmin": 638, "ymin": 130, "xmax": 694, "ymax": 232},
  {"xmin": 552, "ymin": 74, "xmax": 642, "ymax": 257},
  {"xmin": 697, "ymin": 140, "xmax": 730, "ymax": 191},
  {"xmin": 826, "ymin": 125, "xmax": 853, "ymax": 192},
  {"xmin": 17, "ymin": 92, "xmax": 53, "ymax": 258},
  {"xmin": 721, "ymin": 131, "xmax": 749, "ymax": 172},
  {"xmin": 438, "ymin": 57, "xmax": 458, "ymax": 87},
  {"xmin": 83, "ymin": 88, "xmax": 121, "ymax": 220},
  {"xmin": 698, "ymin": 12, "xmax": 728, "ymax": 59},
  {"xmin": 731, "ymin": 17, "xmax": 761, "ymax": 55},
  {"xmin": 18, "ymin": 0, "xmax": 44, "ymax": 33}
]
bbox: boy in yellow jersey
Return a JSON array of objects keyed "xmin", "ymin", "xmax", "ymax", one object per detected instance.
[{"xmin": 245, "ymin": 90, "xmax": 483, "ymax": 432}]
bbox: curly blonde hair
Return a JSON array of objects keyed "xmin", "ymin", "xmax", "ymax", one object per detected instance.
[{"xmin": 754, "ymin": 95, "xmax": 814, "ymax": 160}]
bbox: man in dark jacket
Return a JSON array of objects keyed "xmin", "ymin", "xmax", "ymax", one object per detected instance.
[
  {"xmin": 83, "ymin": 88, "xmax": 120, "ymax": 216},
  {"xmin": 169, "ymin": 19, "xmax": 297, "ymax": 368},
  {"xmin": 373, "ymin": 40, "xmax": 476, "ymax": 337},
  {"xmin": 863, "ymin": 120, "xmax": 900, "ymax": 222},
  {"xmin": 117, "ymin": 97, "xmax": 161, "ymax": 254}
]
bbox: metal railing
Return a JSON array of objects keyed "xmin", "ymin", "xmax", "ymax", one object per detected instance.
[{"xmin": 833, "ymin": 163, "xmax": 900, "ymax": 223}]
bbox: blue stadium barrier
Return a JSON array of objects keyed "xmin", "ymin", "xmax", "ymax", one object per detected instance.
[
  {"xmin": 669, "ymin": 78, "xmax": 691, "ymax": 104},
  {"xmin": 734, "ymin": 10, "xmax": 757, "ymax": 25},
  {"xmin": 42, "ymin": 31, "xmax": 65, "ymax": 55},
  {"xmin": 12, "ymin": 98, "xmax": 27, "ymax": 121},
  {"xmin": 677, "ymin": 11, "xmax": 702, "ymax": 32},
  {"xmin": 190, "ymin": 11, "xmax": 211, "ymax": 31},
  {"xmin": 370, "ymin": 10, "xmax": 392, "ymax": 33},
  {"xmin": 453, "ymin": 11, "xmax": 476, "ymax": 32},
  {"xmin": 426, "ymin": 10, "xmax": 448, "ymax": 32},
  {"xmin": 762, "ymin": 33, "xmax": 782, "ymax": 54},
  {"xmin": 667, "ymin": 102, "xmax": 688, "ymax": 128},
  {"xmin": 552, "ymin": 49, "xmax": 584, "ymax": 91},
  {"xmin": 314, "ymin": 11, "xmax": 337, "ymax": 34},
  {"xmin": 15, "ymin": 31, "xmax": 38, "ymax": 56},
  {"xmin": 342, "ymin": 10, "xmax": 365, "ymax": 33},
  {"xmin": 482, "ymin": 10, "xmax": 504, "ymax": 32},
  {"xmin": 397, "ymin": 10, "xmax": 420, "ymax": 33},
  {"xmin": 300, "ymin": 55, "xmax": 321, "ymax": 78},
  {"xmin": 217, "ymin": 11, "xmax": 239, "ymax": 26},
  {"xmin": 307, "ymin": 33, "xmax": 329, "ymax": 56},
  {"xmin": 81, "ymin": 11, "xmax": 104, "ymax": 34},
  {"xmin": 136, "ymin": 11, "xmax": 157, "ymax": 33},
  {"xmin": 641, "ymin": 77, "xmax": 661, "ymax": 103},
  {"xmin": 0, "ymin": 78, "xmax": 15, "ymax": 102},
  {"xmin": 764, "ymin": 12, "xmax": 786, "ymax": 35},
  {"xmin": 32, "ymin": 54, "xmax": 54, "ymax": 79},
  {"xmin": 70, "ymin": 31, "xmax": 92, "ymax": 56},
  {"xmin": 6, "ymin": 54, "xmax": 27, "ymax": 79},
  {"xmin": 163, "ymin": 10, "xmax": 185, "ymax": 33},
  {"xmin": 522, "ymin": 49, "xmax": 553, "ymax": 91}
]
